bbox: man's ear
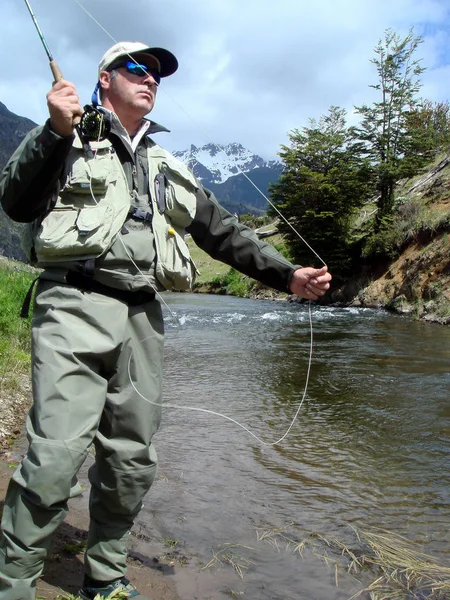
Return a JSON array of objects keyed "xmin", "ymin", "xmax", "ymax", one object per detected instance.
[{"xmin": 99, "ymin": 70, "xmax": 111, "ymax": 93}]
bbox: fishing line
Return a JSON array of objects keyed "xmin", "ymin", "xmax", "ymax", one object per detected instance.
[
  {"xmin": 88, "ymin": 154, "xmax": 313, "ymax": 445},
  {"xmin": 87, "ymin": 155, "xmax": 313, "ymax": 445},
  {"xmin": 70, "ymin": 0, "xmax": 325, "ymax": 444},
  {"xmin": 128, "ymin": 303, "xmax": 314, "ymax": 446}
]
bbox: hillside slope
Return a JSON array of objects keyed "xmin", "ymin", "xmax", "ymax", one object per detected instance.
[
  {"xmin": 341, "ymin": 154, "xmax": 450, "ymax": 324},
  {"xmin": 187, "ymin": 155, "xmax": 450, "ymax": 325},
  {"xmin": 0, "ymin": 102, "xmax": 37, "ymax": 261}
]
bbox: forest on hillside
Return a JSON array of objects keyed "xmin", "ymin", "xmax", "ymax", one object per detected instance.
[{"xmin": 267, "ymin": 28, "xmax": 450, "ymax": 286}]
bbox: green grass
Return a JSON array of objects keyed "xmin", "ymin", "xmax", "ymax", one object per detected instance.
[
  {"xmin": 186, "ymin": 236, "xmax": 230, "ymax": 284},
  {"xmin": 210, "ymin": 268, "xmax": 255, "ymax": 297},
  {"xmin": 0, "ymin": 259, "xmax": 35, "ymax": 375},
  {"xmin": 361, "ymin": 195, "xmax": 450, "ymax": 260},
  {"xmin": 63, "ymin": 540, "xmax": 87, "ymax": 554},
  {"xmin": 187, "ymin": 228, "xmax": 290, "ymax": 296}
]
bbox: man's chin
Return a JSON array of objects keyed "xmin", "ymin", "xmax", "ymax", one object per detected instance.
[{"xmin": 135, "ymin": 100, "xmax": 154, "ymax": 115}]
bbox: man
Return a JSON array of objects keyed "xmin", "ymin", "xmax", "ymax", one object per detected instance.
[{"xmin": 0, "ymin": 42, "xmax": 331, "ymax": 600}]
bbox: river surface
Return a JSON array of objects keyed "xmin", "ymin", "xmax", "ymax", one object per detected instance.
[{"xmin": 96, "ymin": 293, "xmax": 450, "ymax": 598}]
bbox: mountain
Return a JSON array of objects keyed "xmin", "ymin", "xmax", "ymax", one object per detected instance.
[
  {"xmin": 206, "ymin": 166, "xmax": 282, "ymax": 215},
  {"xmin": 0, "ymin": 102, "xmax": 37, "ymax": 168},
  {"xmin": 174, "ymin": 142, "xmax": 280, "ymax": 184},
  {"xmin": 174, "ymin": 143, "xmax": 282, "ymax": 214},
  {"xmin": 0, "ymin": 103, "xmax": 37, "ymax": 262}
]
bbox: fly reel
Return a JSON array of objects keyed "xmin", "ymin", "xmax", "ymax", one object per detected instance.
[{"xmin": 79, "ymin": 105, "xmax": 111, "ymax": 142}]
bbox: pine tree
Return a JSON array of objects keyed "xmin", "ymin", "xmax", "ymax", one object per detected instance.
[
  {"xmin": 353, "ymin": 28, "xmax": 426, "ymax": 225},
  {"xmin": 269, "ymin": 107, "xmax": 372, "ymax": 279},
  {"xmin": 405, "ymin": 99, "xmax": 450, "ymax": 159}
]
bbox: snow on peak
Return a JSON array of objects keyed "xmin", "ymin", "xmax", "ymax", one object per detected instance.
[{"xmin": 173, "ymin": 142, "xmax": 278, "ymax": 184}]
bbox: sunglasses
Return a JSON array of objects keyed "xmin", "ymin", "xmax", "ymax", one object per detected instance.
[{"xmin": 112, "ymin": 61, "xmax": 161, "ymax": 85}]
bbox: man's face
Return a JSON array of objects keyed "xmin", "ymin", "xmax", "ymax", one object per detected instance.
[{"xmin": 100, "ymin": 53, "xmax": 161, "ymax": 119}]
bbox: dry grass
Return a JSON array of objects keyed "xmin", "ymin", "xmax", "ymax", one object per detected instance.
[
  {"xmin": 202, "ymin": 543, "xmax": 255, "ymax": 579},
  {"xmin": 256, "ymin": 525, "xmax": 450, "ymax": 599},
  {"xmin": 349, "ymin": 529, "xmax": 450, "ymax": 599}
]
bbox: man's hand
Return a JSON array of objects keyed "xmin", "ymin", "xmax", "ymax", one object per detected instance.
[
  {"xmin": 289, "ymin": 266, "xmax": 332, "ymax": 300},
  {"xmin": 46, "ymin": 80, "xmax": 83, "ymax": 137}
]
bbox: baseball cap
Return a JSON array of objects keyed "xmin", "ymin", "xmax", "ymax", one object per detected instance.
[{"xmin": 98, "ymin": 42, "xmax": 178, "ymax": 78}]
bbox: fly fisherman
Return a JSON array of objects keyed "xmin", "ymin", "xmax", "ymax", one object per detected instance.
[{"xmin": 0, "ymin": 42, "xmax": 332, "ymax": 600}]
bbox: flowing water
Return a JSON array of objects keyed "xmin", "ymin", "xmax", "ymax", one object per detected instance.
[{"xmin": 121, "ymin": 293, "xmax": 450, "ymax": 600}]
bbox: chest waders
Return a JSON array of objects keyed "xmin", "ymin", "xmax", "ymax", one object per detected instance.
[{"xmin": 0, "ymin": 138, "xmax": 198, "ymax": 600}]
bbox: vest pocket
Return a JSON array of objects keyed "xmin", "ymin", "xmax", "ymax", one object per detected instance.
[
  {"xmin": 64, "ymin": 150, "xmax": 117, "ymax": 195},
  {"xmin": 34, "ymin": 205, "xmax": 115, "ymax": 260},
  {"xmin": 160, "ymin": 161, "xmax": 198, "ymax": 228},
  {"xmin": 154, "ymin": 224, "xmax": 198, "ymax": 290}
]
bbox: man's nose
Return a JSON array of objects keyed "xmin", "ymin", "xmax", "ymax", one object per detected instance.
[{"xmin": 143, "ymin": 72, "xmax": 159, "ymax": 87}]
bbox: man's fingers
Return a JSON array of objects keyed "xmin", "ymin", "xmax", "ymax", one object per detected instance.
[
  {"xmin": 314, "ymin": 265, "xmax": 328, "ymax": 275},
  {"xmin": 306, "ymin": 281, "xmax": 330, "ymax": 295},
  {"xmin": 304, "ymin": 265, "xmax": 331, "ymax": 282},
  {"xmin": 313, "ymin": 272, "xmax": 332, "ymax": 284}
]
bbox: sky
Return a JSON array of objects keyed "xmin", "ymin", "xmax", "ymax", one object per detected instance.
[{"xmin": 2, "ymin": 0, "xmax": 450, "ymax": 161}]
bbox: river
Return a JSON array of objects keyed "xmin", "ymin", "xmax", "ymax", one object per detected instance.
[{"xmin": 117, "ymin": 293, "xmax": 449, "ymax": 600}]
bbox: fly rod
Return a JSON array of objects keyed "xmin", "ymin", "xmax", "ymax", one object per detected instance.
[
  {"xmin": 23, "ymin": 0, "xmax": 64, "ymax": 82},
  {"xmin": 23, "ymin": 0, "xmax": 109, "ymax": 152}
]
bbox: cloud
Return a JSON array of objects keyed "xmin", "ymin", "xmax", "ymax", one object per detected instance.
[{"xmin": 2, "ymin": 0, "xmax": 450, "ymax": 159}]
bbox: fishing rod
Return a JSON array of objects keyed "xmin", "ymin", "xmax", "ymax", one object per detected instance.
[{"xmin": 23, "ymin": 0, "xmax": 110, "ymax": 153}]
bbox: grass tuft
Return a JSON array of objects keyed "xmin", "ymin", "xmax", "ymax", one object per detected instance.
[
  {"xmin": 202, "ymin": 543, "xmax": 254, "ymax": 579},
  {"xmin": 256, "ymin": 525, "xmax": 450, "ymax": 599}
]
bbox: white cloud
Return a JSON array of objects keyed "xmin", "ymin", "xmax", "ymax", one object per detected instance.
[{"xmin": 2, "ymin": 0, "xmax": 450, "ymax": 159}]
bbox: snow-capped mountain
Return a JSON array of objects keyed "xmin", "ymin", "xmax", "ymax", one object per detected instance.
[
  {"xmin": 173, "ymin": 142, "xmax": 283, "ymax": 214},
  {"xmin": 173, "ymin": 142, "xmax": 281, "ymax": 186}
]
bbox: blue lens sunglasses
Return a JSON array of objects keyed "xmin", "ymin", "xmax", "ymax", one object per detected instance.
[{"xmin": 112, "ymin": 61, "xmax": 161, "ymax": 85}]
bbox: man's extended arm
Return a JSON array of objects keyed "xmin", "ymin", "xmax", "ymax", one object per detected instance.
[{"xmin": 187, "ymin": 186, "xmax": 331, "ymax": 298}]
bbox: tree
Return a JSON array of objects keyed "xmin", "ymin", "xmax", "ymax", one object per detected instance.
[
  {"xmin": 405, "ymin": 99, "xmax": 450, "ymax": 159},
  {"xmin": 268, "ymin": 106, "xmax": 373, "ymax": 279},
  {"xmin": 353, "ymin": 28, "xmax": 426, "ymax": 225}
]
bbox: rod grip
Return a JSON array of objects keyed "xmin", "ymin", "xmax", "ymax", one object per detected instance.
[
  {"xmin": 49, "ymin": 59, "xmax": 83, "ymax": 140},
  {"xmin": 50, "ymin": 60, "xmax": 63, "ymax": 82}
]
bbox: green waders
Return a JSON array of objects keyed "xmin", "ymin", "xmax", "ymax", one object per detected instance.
[{"xmin": 0, "ymin": 280, "xmax": 164, "ymax": 600}]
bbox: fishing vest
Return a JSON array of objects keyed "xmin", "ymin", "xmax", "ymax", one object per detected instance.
[{"xmin": 29, "ymin": 136, "xmax": 199, "ymax": 290}]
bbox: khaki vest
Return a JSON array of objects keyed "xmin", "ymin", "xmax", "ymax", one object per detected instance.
[{"xmin": 30, "ymin": 137, "xmax": 199, "ymax": 290}]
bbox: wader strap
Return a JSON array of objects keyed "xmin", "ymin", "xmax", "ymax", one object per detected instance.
[
  {"xmin": 66, "ymin": 271, "xmax": 156, "ymax": 306},
  {"xmin": 20, "ymin": 276, "xmax": 41, "ymax": 319}
]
